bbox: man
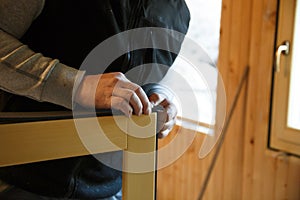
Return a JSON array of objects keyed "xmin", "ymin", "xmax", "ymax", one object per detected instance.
[{"xmin": 0, "ymin": 0, "xmax": 190, "ymax": 199}]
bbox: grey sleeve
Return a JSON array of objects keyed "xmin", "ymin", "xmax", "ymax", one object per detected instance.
[
  {"xmin": 0, "ymin": 0, "xmax": 44, "ymax": 39},
  {"xmin": 0, "ymin": 0, "xmax": 85, "ymax": 109}
]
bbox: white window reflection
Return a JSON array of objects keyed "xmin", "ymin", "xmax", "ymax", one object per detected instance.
[
  {"xmin": 160, "ymin": 0, "xmax": 222, "ymax": 134},
  {"xmin": 287, "ymin": 1, "xmax": 300, "ymax": 130}
]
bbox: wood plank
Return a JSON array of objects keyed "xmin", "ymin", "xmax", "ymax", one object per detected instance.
[
  {"xmin": 157, "ymin": 126, "xmax": 179, "ymax": 200},
  {"xmin": 242, "ymin": 1, "xmax": 265, "ymax": 198},
  {"xmin": 262, "ymin": 151, "xmax": 277, "ymax": 200},
  {"xmin": 156, "ymin": 126, "xmax": 207, "ymax": 200},
  {"xmin": 205, "ymin": 0, "xmax": 252, "ymax": 198},
  {"xmin": 1, "ymin": 113, "xmax": 158, "ymax": 200},
  {"xmin": 242, "ymin": 0, "xmax": 278, "ymax": 199},
  {"xmin": 203, "ymin": 0, "xmax": 232, "ymax": 199},
  {"xmin": 286, "ymin": 156, "xmax": 300, "ymax": 199},
  {"xmin": 0, "ymin": 116, "xmax": 128, "ymax": 167},
  {"xmin": 122, "ymin": 113, "xmax": 157, "ymax": 200},
  {"xmin": 274, "ymin": 153, "xmax": 289, "ymax": 200},
  {"xmin": 0, "ymin": 114, "xmax": 157, "ymax": 167}
]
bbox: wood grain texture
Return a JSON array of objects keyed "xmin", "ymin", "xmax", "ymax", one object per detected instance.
[
  {"xmin": 122, "ymin": 113, "xmax": 157, "ymax": 200},
  {"xmin": 0, "ymin": 116, "xmax": 127, "ymax": 167},
  {"xmin": 157, "ymin": 0, "xmax": 300, "ymax": 199},
  {"xmin": 157, "ymin": 126, "xmax": 207, "ymax": 200},
  {"xmin": 270, "ymin": 0, "xmax": 300, "ymax": 156},
  {"xmin": 0, "ymin": 114, "xmax": 158, "ymax": 200}
]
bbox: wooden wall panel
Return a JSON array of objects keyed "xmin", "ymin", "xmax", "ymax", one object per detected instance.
[
  {"xmin": 242, "ymin": 0, "xmax": 279, "ymax": 199},
  {"xmin": 241, "ymin": 0, "xmax": 298, "ymax": 200},
  {"xmin": 157, "ymin": 0, "xmax": 300, "ymax": 199},
  {"xmin": 204, "ymin": 0, "xmax": 252, "ymax": 199},
  {"xmin": 157, "ymin": 126, "xmax": 207, "ymax": 200}
]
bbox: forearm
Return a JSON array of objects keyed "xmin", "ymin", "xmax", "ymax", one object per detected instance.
[
  {"xmin": 0, "ymin": 30, "xmax": 85, "ymax": 109},
  {"xmin": 0, "ymin": 0, "xmax": 85, "ymax": 109}
]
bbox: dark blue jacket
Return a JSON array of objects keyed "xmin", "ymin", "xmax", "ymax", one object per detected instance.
[{"xmin": 0, "ymin": 0, "xmax": 190, "ymax": 198}]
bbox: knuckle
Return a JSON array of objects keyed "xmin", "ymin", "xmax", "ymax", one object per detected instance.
[
  {"xmin": 119, "ymin": 98, "xmax": 129, "ymax": 108},
  {"xmin": 114, "ymin": 72, "xmax": 125, "ymax": 78},
  {"xmin": 112, "ymin": 73, "xmax": 127, "ymax": 85},
  {"xmin": 135, "ymin": 102, "xmax": 143, "ymax": 110},
  {"xmin": 127, "ymin": 81, "xmax": 140, "ymax": 91},
  {"xmin": 130, "ymin": 94, "xmax": 142, "ymax": 107},
  {"xmin": 135, "ymin": 86, "xmax": 143, "ymax": 94},
  {"xmin": 132, "ymin": 93, "xmax": 141, "ymax": 104},
  {"xmin": 127, "ymin": 90, "xmax": 135, "ymax": 98},
  {"xmin": 133, "ymin": 83, "xmax": 142, "ymax": 90},
  {"xmin": 149, "ymin": 93, "xmax": 160, "ymax": 101},
  {"xmin": 115, "ymin": 98, "xmax": 124, "ymax": 106}
]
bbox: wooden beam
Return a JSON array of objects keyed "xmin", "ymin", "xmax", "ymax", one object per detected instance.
[{"xmin": 122, "ymin": 113, "xmax": 157, "ymax": 200}]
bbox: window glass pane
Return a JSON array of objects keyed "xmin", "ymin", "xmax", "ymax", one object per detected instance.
[
  {"xmin": 287, "ymin": 1, "xmax": 300, "ymax": 130},
  {"xmin": 159, "ymin": 0, "xmax": 222, "ymax": 133}
]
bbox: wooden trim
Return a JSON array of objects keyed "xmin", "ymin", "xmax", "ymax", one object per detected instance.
[
  {"xmin": 0, "ymin": 113, "xmax": 157, "ymax": 199},
  {"xmin": 122, "ymin": 113, "xmax": 157, "ymax": 200},
  {"xmin": 0, "ymin": 115, "xmax": 128, "ymax": 167}
]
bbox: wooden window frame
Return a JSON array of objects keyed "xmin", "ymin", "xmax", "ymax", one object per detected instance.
[
  {"xmin": 0, "ymin": 113, "xmax": 157, "ymax": 200},
  {"xmin": 270, "ymin": 0, "xmax": 300, "ymax": 156}
]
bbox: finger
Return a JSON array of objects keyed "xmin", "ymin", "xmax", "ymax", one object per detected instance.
[
  {"xmin": 122, "ymin": 82, "xmax": 152, "ymax": 115},
  {"xmin": 161, "ymin": 119, "xmax": 176, "ymax": 133},
  {"xmin": 157, "ymin": 119, "xmax": 176, "ymax": 139},
  {"xmin": 160, "ymin": 99, "xmax": 177, "ymax": 122},
  {"xmin": 148, "ymin": 93, "xmax": 164, "ymax": 106},
  {"xmin": 158, "ymin": 129, "xmax": 172, "ymax": 139},
  {"xmin": 113, "ymin": 88, "xmax": 143, "ymax": 116},
  {"xmin": 135, "ymin": 86, "xmax": 152, "ymax": 115},
  {"xmin": 111, "ymin": 96, "xmax": 133, "ymax": 117}
]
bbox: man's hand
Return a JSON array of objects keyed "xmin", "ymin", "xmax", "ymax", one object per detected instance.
[
  {"xmin": 149, "ymin": 93, "xmax": 177, "ymax": 138},
  {"xmin": 75, "ymin": 72, "xmax": 152, "ymax": 117}
]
